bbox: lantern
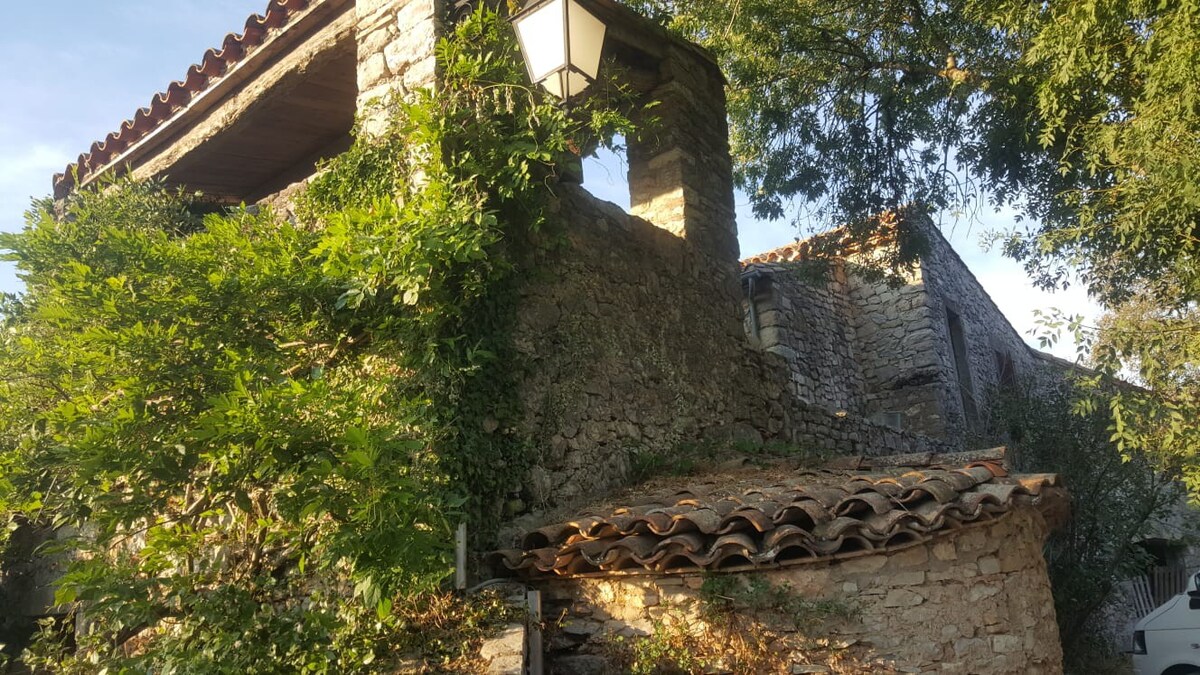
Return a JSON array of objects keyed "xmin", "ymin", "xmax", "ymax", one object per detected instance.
[{"xmin": 511, "ymin": 0, "xmax": 607, "ymax": 100}]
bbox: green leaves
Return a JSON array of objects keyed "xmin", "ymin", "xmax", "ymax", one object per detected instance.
[
  {"xmin": 996, "ymin": 387, "xmax": 1180, "ymax": 667},
  {"xmin": 0, "ymin": 6, "xmax": 636, "ymax": 671}
]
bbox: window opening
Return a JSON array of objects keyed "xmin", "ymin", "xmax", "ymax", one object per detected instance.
[
  {"xmin": 947, "ymin": 309, "xmax": 978, "ymax": 427},
  {"xmin": 994, "ymin": 349, "xmax": 1017, "ymax": 390}
]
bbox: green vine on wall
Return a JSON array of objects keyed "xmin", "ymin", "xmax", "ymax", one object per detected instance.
[{"xmin": 0, "ymin": 7, "xmax": 636, "ymax": 672}]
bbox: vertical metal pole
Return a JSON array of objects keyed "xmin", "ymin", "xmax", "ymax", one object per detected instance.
[
  {"xmin": 525, "ymin": 590, "xmax": 543, "ymax": 675},
  {"xmin": 562, "ymin": 0, "xmax": 571, "ymax": 98},
  {"xmin": 455, "ymin": 522, "xmax": 467, "ymax": 591}
]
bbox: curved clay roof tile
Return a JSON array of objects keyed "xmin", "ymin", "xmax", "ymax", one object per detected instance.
[{"xmin": 54, "ymin": 0, "xmax": 314, "ymax": 197}]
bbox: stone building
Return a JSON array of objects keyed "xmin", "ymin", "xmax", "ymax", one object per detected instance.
[
  {"xmin": 47, "ymin": 0, "xmax": 1072, "ymax": 503},
  {"xmin": 740, "ymin": 217, "xmax": 1067, "ymax": 447},
  {"xmin": 28, "ymin": 0, "xmax": 1120, "ymax": 671},
  {"xmin": 491, "ymin": 449, "xmax": 1069, "ymax": 674}
]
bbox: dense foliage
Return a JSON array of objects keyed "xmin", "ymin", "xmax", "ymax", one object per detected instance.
[
  {"xmin": 995, "ymin": 385, "xmax": 1182, "ymax": 671},
  {"xmin": 0, "ymin": 8, "xmax": 633, "ymax": 671},
  {"xmin": 636, "ymin": 0, "xmax": 1200, "ymax": 489}
]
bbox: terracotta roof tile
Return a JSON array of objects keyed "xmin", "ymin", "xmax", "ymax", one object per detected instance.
[
  {"xmin": 740, "ymin": 211, "xmax": 902, "ymax": 266},
  {"xmin": 489, "ymin": 449, "xmax": 1065, "ymax": 578},
  {"xmin": 53, "ymin": 0, "xmax": 314, "ymax": 198}
]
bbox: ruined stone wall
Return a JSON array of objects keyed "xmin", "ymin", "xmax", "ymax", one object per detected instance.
[
  {"xmin": 845, "ymin": 265, "xmax": 951, "ymax": 439},
  {"xmin": 743, "ymin": 261, "xmax": 868, "ymax": 416},
  {"xmin": 535, "ymin": 508, "xmax": 1062, "ymax": 675},
  {"xmin": 514, "ymin": 189, "xmax": 755, "ymax": 508},
  {"xmin": 752, "ymin": 221, "xmax": 1073, "ymax": 447},
  {"xmin": 516, "ymin": 191, "xmax": 955, "ymax": 509},
  {"xmin": 744, "ymin": 258, "xmax": 954, "ymax": 442},
  {"xmin": 915, "ymin": 225, "xmax": 1046, "ymax": 442}
]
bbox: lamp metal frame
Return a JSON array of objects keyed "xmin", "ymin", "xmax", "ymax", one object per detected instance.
[{"xmin": 510, "ymin": 0, "xmax": 600, "ymax": 100}]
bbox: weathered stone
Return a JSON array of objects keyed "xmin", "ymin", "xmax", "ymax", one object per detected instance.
[
  {"xmin": 486, "ymin": 654, "xmax": 523, "ymax": 675},
  {"xmin": 932, "ymin": 539, "xmax": 957, "ymax": 562},
  {"xmin": 956, "ymin": 529, "xmax": 989, "ymax": 554},
  {"xmin": 839, "ymin": 555, "xmax": 887, "ymax": 574},
  {"xmin": 480, "ymin": 624, "xmax": 525, "ymax": 665},
  {"xmin": 548, "ymin": 654, "xmax": 608, "ymax": 675},
  {"xmin": 561, "ymin": 619, "xmax": 600, "ymax": 637},
  {"xmin": 992, "ymin": 634, "xmax": 1023, "ymax": 654},
  {"xmin": 883, "ymin": 588, "xmax": 925, "ymax": 607},
  {"xmin": 968, "ymin": 583, "xmax": 1003, "ymax": 602},
  {"xmin": 952, "ymin": 637, "xmax": 992, "ymax": 662},
  {"xmin": 888, "ymin": 571, "xmax": 926, "ymax": 586}
]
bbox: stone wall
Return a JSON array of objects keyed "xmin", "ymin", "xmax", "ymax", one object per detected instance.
[
  {"xmin": 355, "ymin": 0, "xmax": 440, "ymax": 111},
  {"xmin": 915, "ymin": 223, "xmax": 1045, "ymax": 442},
  {"xmin": 742, "ymin": 255, "xmax": 953, "ymax": 442},
  {"xmin": 510, "ymin": 34, "xmax": 748, "ymax": 508},
  {"xmin": 507, "ymin": 21, "xmax": 966, "ymax": 510},
  {"xmin": 260, "ymin": 0, "xmax": 445, "ymax": 208},
  {"xmin": 743, "ymin": 261, "xmax": 867, "ymax": 415},
  {"xmin": 845, "ymin": 264, "xmax": 949, "ymax": 439},
  {"xmin": 515, "ymin": 190, "xmax": 956, "ymax": 509},
  {"xmin": 742, "ymin": 258, "xmax": 955, "ymax": 442},
  {"xmin": 514, "ymin": 189, "xmax": 753, "ymax": 507},
  {"xmin": 748, "ymin": 220, "xmax": 1067, "ymax": 447},
  {"xmin": 627, "ymin": 40, "xmax": 739, "ymax": 271},
  {"xmin": 535, "ymin": 508, "xmax": 1063, "ymax": 675}
]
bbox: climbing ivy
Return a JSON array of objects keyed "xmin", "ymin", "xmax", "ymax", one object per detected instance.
[{"xmin": 0, "ymin": 7, "xmax": 635, "ymax": 671}]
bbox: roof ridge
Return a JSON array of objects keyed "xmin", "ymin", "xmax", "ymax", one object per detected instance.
[{"xmin": 740, "ymin": 211, "xmax": 903, "ymax": 267}]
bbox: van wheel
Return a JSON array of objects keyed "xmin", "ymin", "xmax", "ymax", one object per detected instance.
[{"xmin": 1162, "ymin": 667, "xmax": 1200, "ymax": 675}]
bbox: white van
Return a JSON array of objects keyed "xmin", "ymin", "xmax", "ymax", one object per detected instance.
[{"xmin": 1132, "ymin": 570, "xmax": 1200, "ymax": 675}]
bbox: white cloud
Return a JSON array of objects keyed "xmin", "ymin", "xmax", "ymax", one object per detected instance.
[
  {"xmin": 0, "ymin": 143, "xmax": 74, "ymax": 295},
  {"xmin": 0, "ymin": 143, "xmax": 71, "ymax": 187},
  {"xmin": 0, "ymin": 143, "xmax": 71, "ymax": 228}
]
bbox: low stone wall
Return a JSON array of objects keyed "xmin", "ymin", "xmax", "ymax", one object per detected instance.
[
  {"xmin": 535, "ymin": 508, "xmax": 1062, "ymax": 674},
  {"xmin": 779, "ymin": 395, "xmax": 957, "ymax": 457}
]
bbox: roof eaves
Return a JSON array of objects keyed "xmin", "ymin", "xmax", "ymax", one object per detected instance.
[{"xmin": 53, "ymin": 0, "xmax": 332, "ymax": 199}]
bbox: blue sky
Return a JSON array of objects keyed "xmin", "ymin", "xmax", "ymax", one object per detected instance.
[{"xmin": 0, "ymin": 1, "xmax": 1099, "ymax": 358}]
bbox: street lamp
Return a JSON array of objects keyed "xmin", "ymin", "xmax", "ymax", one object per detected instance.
[{"xmin": 510, "ymin": 0, "xmax": 607, "ymax": 100}]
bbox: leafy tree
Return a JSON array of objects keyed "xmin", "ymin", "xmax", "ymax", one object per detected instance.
[
  {"xmin": 634, "ymin": 0, "xmax": 1200, "ymax": 484},
  {"xmin": 0, "ymin": 8, "xmax": 633, "ymax": 671},
  {"xmin": 994, "ymin": 384, "xmax": 1184, "ymax": 672}
]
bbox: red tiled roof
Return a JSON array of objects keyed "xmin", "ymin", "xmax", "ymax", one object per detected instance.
[
  {"xmin": 53, "ymin": 0, "xmax": 314, "ymax": 198},
  {"xmin": 740, "ymin": 211, "xmax": 903, "ymax": 266},
  {"xmin": 488, "ymin": 450, "xmax": 1065, "ymax": 578}
]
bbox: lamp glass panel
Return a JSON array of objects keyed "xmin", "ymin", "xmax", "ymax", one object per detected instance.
[
  {"xmin": 566, "ymin": 0, "xmax": 605, "ymax": 80},
  {"xmin": 541, "ymin": 71, "xmax": 564, "ymax": 99},
  {"xmin": 513, "ymin": 0, "xmax": 568, "ymax": 83},
  {"xmin": 539, "ymin": 70, "xmax": 593, "ymax": 99}
]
